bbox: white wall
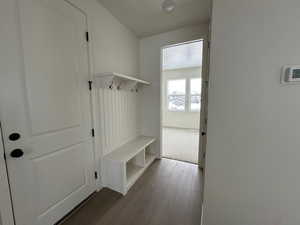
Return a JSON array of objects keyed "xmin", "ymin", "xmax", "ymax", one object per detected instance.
[
  {"xmin": 162, "ymin": 67, "xmax": 201, "ymax": 130},
  {"xmin": 139, "ymin": 25, "xmax": 208, "ymax": 156},
  {"xmin": 96, "ymin": 88, "xmax": 138, "ymax": 156},
  {"xmin": 203, "ymin": 0, "xmax": 300, "ymax": 225},
  {"xmin": 69, "ymin": 0, "xmax": 139, "ymax": 76}
]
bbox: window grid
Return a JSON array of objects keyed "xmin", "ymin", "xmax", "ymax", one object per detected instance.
[
  {"xmin": 167, "ymin": 79, "xmax": 186, "ymax": 112},
  {"xmin": 167, "ymin": 78, "xmax": 201, "ymax": 112}
]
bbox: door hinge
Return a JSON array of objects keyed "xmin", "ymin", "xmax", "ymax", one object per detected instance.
[
  {"xmin": 208, "ymin": 41, "xmax": 211, "ymax": 49},
  {"xmin": 94, "ymin": 171, "xmax": 98, "ymax": 180},
  {"xmin": 91, "ymin": 128, "xmax": 95, "ymax": 137},
  {"xmin": 88, "ymin": 80, "xmax": 92, "ymax": 91},
  {"xmin": 85, "ymin": 31, "xmax": 89, "ymax": 42},
  {"xmin": 205, "ymin": 80, "xmax": 209, "ymax": 87}
]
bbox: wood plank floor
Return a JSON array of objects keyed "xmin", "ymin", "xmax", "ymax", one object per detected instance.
[{"xmin": 60, "ymin": 158, "xmax": 203, "ymax": 225}]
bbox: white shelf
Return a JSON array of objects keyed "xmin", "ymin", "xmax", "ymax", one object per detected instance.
[
  {"xmin": 96, "ymin": 72, "xmax": 150, "ymax": 85},
  {"xmin": 105, "ymin": 136, "xmax": 155, "ymax": 162},
  {"xmin": 94, "ymin": 72, "xmax": 150, "ymax": 91}
]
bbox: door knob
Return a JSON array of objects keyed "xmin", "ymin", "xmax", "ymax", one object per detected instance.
[
  {"xmin": 201, "ymin": 132, "xmax": 206, "ymax": 136},
  {"xmin": 9, "ymin": 133, "xmax": 21, "ymax": 141},
  {"xmin": 10, "ymin": 149, "xmax": 24, "ymax": 158}
]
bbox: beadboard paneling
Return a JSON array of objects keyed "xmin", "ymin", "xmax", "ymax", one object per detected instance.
[{"xmin": 96, "ymin": 88, "xmax": 138, "ymax": 156}]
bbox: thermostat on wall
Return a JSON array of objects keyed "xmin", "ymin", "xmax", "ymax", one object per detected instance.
[{"xmin": 281, "ymin": 66, "xmax": 300, "ymax": 83}]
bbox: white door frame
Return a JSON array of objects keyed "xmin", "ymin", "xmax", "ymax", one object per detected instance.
[
  {"xmin": 199, "ymin": 38, "xmax": 210, "ymax": 168},
  {"xmin": 0, "ymin": 123, "xmax": 15, "ymax": 225},
  {"xmin": 159, "ymin": 38, "xmax": 209, "ymax": 166},
  {"xmin": 65, "ymin": 0, "xmax": 100, "ymax": 190}
]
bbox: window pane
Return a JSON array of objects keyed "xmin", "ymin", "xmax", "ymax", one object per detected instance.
[
  {"xmin": 191, "ymin": 95, "xmax": 201, "ymax": 111},
  {"xmin": 168, "ymin": 95, "xmax": 185, "ymax": 111},
  {"xmin": 168, "ymin": 79, "xmax": 186, "ymax": 95},
  {"xmin": 190, "ymin": 78, "xmax": 201, "ymax": 95},
  {"xmin": 163, "ymin": 41, "xmax": 203, "ymax": 70}
]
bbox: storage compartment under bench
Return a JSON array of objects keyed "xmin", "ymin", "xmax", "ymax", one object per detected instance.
[{"xmin": 103, "ymin": 136, "xmax": 156, "ymax": 195}]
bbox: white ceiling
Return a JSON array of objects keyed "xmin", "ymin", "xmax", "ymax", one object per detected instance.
[{"xmin": 97, "ymin": 0, "xmax": 211, "ymax": 37}]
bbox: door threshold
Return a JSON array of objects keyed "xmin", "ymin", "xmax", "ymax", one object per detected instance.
[{"xmin": 162, "ymin": 156, "xmax": 198, "ymax": 165}]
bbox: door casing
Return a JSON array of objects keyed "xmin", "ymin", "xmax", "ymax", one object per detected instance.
[
  {"xmin": 159, "ymin": 38, "xmax": 209, "ymax": 167},
  {"xmin": 0, "ymin": 124, "xmax": 15, "ymax": 225}
]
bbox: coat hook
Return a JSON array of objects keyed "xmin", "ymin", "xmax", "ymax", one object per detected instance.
[{"xmin": 109, "ymin": 81, "xmax": 114, "ymax": 89}]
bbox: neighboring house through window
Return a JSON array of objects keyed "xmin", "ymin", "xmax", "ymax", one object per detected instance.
[
  {"xmin": 167, "ymin": 78, "xmax": 201, "ymax": 112},
  {"xmin": 167, "ymin": 79, "xmax": 186, "ymax": 111}
]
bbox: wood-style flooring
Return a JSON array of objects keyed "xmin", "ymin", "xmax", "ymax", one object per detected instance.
[{"xmin": 59, "ymin": 158, "xmax": 203, "ymax": 225}]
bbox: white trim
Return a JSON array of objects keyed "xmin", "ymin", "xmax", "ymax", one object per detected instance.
[
  {"xmin": 198, "ymin": 37, "xmax": 210, "ymax": 167},
  {"xmin": 0, "ymin": 124, "xmax": 15, "ymax": 225},
  {"xmin": 64, "ymin": 0, "xmax": 100, "ymax": 191}
]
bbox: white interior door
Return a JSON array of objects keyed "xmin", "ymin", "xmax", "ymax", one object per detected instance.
[{"xmin": 0, "ymin": 0, "xmax": 95, "ymax": 224}]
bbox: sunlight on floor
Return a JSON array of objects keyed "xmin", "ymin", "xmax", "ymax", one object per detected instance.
[{"xmin": 162, "ymin": 127, "xmax": 199, "ymax": 164}]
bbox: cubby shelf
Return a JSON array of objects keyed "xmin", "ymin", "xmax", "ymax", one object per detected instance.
[
  {"xmin": 102, "ymin": 136, "xmax": 156, "ymax": 195},
  {"xmin": 145, "ymin": 153, "xmax": 156, "ymax": 165},
  {"xmin": 126, "ymin": 164, "xmax": 143, "ymax": 189}
]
